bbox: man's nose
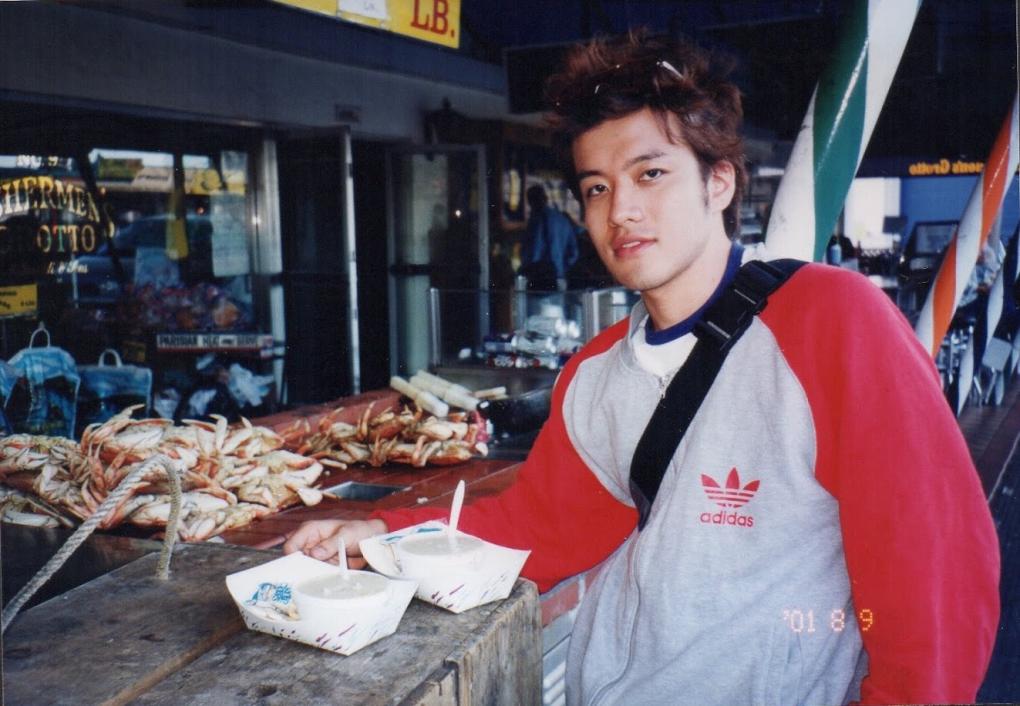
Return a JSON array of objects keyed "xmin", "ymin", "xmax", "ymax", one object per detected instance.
[{"xmin": 608, "ymin": 184, "xmax": 642, "ymax": 227}]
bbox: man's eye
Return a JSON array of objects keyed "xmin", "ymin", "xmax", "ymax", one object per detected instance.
[
  {"xmin": 584, "ymin": 184, "xmax": 607, "ymax": 199},
  {"xmin": 641, "ymin": 168, "xmax": 664, "ymax": 180}
]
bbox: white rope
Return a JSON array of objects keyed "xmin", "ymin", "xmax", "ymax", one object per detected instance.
[{"xmin": 1, "ymin": 453, "xmax": 184, "ymax": 633}]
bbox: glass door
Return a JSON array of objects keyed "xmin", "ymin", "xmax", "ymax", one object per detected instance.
[{"xmin": 386, "ymin": 145, "xmax": 488, "ymax": 376}]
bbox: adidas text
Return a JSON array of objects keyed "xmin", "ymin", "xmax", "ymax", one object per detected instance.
[{"xmin": 699, "ymin": 510, "xmax": 754, "ymax": 527}]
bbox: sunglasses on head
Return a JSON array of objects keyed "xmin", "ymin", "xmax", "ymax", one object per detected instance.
[{"xmin": 590, "ymin": 59, "xmax": 684, "ymax": 97}]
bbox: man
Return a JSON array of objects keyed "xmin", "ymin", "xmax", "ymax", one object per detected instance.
[
  {"xmin": 519, "ymin": 183, "xmax": 581, "ymax": 290},
  {"xmin": 285, "ymin": 31, "xmax": 999, "ymax": 706}
]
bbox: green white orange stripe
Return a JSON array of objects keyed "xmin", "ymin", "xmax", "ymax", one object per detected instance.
[
  {"xmin": 915, "ymin": 93, "xmax": 1020, "ymax": 358},
  {"xmin": 765, "ymin": 0, "xmax": 920, "ymax": 261}
]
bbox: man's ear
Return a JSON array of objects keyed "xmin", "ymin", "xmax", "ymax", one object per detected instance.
[{"xmin": 707, "ymin": 161, "xmax": 736, "ymax": 213}]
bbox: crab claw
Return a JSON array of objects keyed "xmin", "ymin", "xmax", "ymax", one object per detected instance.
[{"xmin": 296, "ymin": 486, "xmax": 324, "ymax": 506}]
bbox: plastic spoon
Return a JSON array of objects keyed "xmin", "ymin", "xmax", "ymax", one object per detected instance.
[
  {"xmin": 338, "ymin": 535, "xmax": 349, "ymax": 579},
  {"xmin": 321, "ymin": 536, "xmax": 350, "ymax": 597},
  {"xmin": 448, "ymin": 480, "xmax": 465, "ymax": 545}
]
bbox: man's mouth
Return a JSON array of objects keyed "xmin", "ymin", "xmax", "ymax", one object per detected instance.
[{"xmin": 612, "ymin": 237, "xmax": 654, "ymax": 257}]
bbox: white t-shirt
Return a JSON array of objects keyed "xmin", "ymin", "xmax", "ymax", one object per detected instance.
[
  {"xmin": 631, "ymin": 242, "xmax": 764, "ymax": 380},
  {"xmin": 632, "ymin": 317, "xmax": 696, "ymax": 379}
]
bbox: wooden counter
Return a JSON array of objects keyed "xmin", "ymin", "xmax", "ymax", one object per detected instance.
[
  {"xmin": 2, "ymin": 542, "xmax": 541, "ymax": 706},
  {"xmin": 1, "ymin": 389, "xmax": 578, "ymax": 706}
]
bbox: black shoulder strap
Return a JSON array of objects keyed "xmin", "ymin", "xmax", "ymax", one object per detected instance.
[{"xmin": 628, "ymin": 258, "xmax": 805, "ymax": 530}]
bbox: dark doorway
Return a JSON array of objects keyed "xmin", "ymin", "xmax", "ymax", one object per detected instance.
[
  {"xmin": 351, "ymin": 139, "xmax": 392, "ymax": 392},
  {"xmin": 277, "ymin": 134, "xmax": 352, "ymax": 404}
]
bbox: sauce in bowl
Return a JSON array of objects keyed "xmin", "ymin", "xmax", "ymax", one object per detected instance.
[
  {"xmin": 294, "ymin": 570, "xmax": 390, "ymax": 616},
  {"xmin": 396, "ymin": 533, "xmax": 485, "ymax": 577}
]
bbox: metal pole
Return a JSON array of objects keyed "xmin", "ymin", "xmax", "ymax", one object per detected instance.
[
  {"xmin": 254, "ymin": 137, "xmax": 286, "ymax": 403},
  {"xmin": 476, "ymin": 145, "xmax": 491, "ymax": 364},
  {"xmin": 581, "ymin": 289, "xmax": 597, "ymax": 343},
  {"xmin": 341, "ymin": 128, "xmax": 362, "ymax": 393},
  {"xmin": 428, "ymin": 286, "xmax": 442, "ymax": 368}
]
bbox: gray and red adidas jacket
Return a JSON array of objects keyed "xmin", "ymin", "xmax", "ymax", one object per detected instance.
[{"xmin": 379, "ymin": 262, "xmax": 1000, "ymax": 706}]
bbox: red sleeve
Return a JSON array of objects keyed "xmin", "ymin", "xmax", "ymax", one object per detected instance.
[
  {"xmin": 762, "ymin": 264, "xmax": 1000, "ymax": 704},
  {"xmin": 375, "ymin": 320, "xmax": 638, "ymax": 592}
]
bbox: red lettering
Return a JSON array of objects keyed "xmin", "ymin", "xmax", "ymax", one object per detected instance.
[
  {"xmin": 433, "ymin": 0, "xmax": 448, "ymax": 34},
  {"xmin": 412, "ymin": 0, "xmax": 451, "ymax": 35},
  {"xmin": 411, "ymin": 0, "xmax": 430, "ymax": 29},
  {"xmin": 698, "ymin": 511, "xmax": 755, "ymax": 527}
]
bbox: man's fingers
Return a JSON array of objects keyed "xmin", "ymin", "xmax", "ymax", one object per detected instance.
[
  {"xmin": 328, "ymin": 526, "xmax": 366, "ymax": 564},
  {"xmin": 310, "ymin": 537, "xmax": 337, "ymax": 562},
  {"xmin": 282, "ymin": 520, "xmax": 341, "ymax": 555},
  {"xmin": 282, "ymin": 527, "xmax": 311, "ymax": 555},
  {"xmin": 281, "ymin": 519, "xmax": 386, "ymax": 561}
]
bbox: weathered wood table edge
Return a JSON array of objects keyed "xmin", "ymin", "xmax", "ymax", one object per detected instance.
[{"xmin": 2, "ymin": 541, "xmax": 542, "ymax": 706}]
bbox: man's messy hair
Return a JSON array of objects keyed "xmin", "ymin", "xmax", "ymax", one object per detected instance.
[{"xmin": 545, "ymin": 29, "xmax": 747, "ymax": 237}]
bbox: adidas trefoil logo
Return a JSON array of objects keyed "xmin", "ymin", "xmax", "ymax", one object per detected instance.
[
  {"xmin": 701, "ymin": 467, "xmax": 759, "ymax": 508},
  {"xmin": 699, "ymin": 467, "xmax": 758, "ymax": 528}
]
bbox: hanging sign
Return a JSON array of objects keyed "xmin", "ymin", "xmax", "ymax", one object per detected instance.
[
  {"xmin": 273, "ymin": 0, "xmax": 460, "ymax": 48},
  {"xmin": 156, "ymin": 333, "xmax": 274, "ymax": 357},
  {"xmin": 209, "ymin": 192, "xmax": 251, "ymax": 277}
]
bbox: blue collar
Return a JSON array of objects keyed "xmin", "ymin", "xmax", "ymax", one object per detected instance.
[{"xmin": 645, "ymin": 243, "xmax": 744, "ymax": 345}]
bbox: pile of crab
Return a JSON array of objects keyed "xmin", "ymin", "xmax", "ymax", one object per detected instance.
[
  {"xmin": 0, "ymin": 405, "xmax": 327, "ymax": 541},
  {"xmin": 0, "ymin": 485, "xmax": 74, "ymax": 529},
  {"xmin": 287, "ymin": 403, "xmax": 489, "ymax": 468}
]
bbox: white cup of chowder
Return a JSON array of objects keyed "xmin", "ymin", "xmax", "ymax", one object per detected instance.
[
  {"xmin": 394, "ymin": 531, "xmax": 485, "ymax": 578},
  {"xmin": 293, "ymin": 570, "xmax": 390, "ymax": 619}
]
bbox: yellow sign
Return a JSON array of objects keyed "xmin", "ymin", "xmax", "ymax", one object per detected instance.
[
  {"xmin": 908, "ymin": 158, "xmax": 985, "ymax": 176},
  {"xmin": 96, "ymin": 157, "xmax": 144, "ymax": 181},
  {"xmin": 0, "ymin": 284, "xmax": 39, "ymax": 317},
  {"xmin": 274, "ymin": 0, "xmax": 460, "ymax": 48}
]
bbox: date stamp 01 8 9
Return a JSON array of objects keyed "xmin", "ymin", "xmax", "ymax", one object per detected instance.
[{"xmin": 782, "ymin": 608, "xmax": 874, "ymax": 634}]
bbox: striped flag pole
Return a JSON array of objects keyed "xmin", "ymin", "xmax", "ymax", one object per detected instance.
[
  {"xmin": 954, "ymin": 335, "xmax": 975, "ymax": 416},
  {"xmin": 958, "ymin": 224, "xmax": 1019, "ymax": 410},
  {"xmin": 765, "ymin": 0, "xmax": 920, "ymax": 261},
  {"xmin": 980, "ymin": 218, "xmax": 1005, "ymax": 364},
  {"xmin": 914, "ymin": 93, "xmax": 1020, "ymax": 357},
  {"xmin": 955, "ymin": 218, "xmax": 1003, "ymax": 412}
]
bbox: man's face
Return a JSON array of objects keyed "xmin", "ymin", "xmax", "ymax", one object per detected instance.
[{"xmin": 572, "ymin": 107, "xmax": 735, "ymax": 296}]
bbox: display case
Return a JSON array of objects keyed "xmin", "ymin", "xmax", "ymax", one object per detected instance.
[{"xmin": 426, "ymin": 285, "xmax": 638, "ymax": 372}]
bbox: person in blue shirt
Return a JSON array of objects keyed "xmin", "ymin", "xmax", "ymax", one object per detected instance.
[{"xmin": 520, "ymin": 185, "xmax": 581, "ymax": 290}]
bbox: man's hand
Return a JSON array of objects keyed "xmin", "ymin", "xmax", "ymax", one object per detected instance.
[{"xmin": 282, "ymin": 518, "xmax": 388, "ymax": 568}]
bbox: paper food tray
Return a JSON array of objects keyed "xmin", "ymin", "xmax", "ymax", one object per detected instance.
[
  {"xmin": 360, "ymin": 521, "xmax": 530, "ymax": 614},
  {"xmin": 225, "ymin": 552, "xmax": 417, "ymax": 655}
]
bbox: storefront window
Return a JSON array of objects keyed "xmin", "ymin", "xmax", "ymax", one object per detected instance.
[
  {"xmin": 1, "ymin": 147, "xmax": 268, "ymax": 427},
  {"xmin": 0, "ymin": 152, "xmax": 105, "ymax": 332},
  {"xmin": 84, "ymin": 148, "xmax": 255, "ymax": 336}
]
